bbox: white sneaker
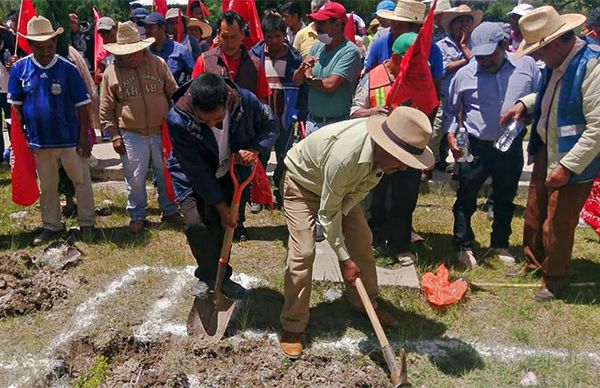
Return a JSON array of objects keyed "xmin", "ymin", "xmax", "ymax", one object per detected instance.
[
  {"xmin": 494, "ymin": 248, "xmax": 516, "ymax": 266},
  {"xmin": 458, "ymin": 249, "xmax": 477, "ymax": 269},
  {"xmin": 396, "ymin": 252, "xmax": 416, "ymax": 267}
]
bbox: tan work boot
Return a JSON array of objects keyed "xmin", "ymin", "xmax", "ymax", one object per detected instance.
[
  {"xmin": 280, "ymin": 330, "xmax": 303, "ymax": 359},
  {"xmin": 374, "ymin": 307, "xmax": 400, "ymax": 328}
]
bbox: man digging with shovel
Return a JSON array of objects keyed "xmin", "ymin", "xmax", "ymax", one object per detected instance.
[{"xmin": 279, "ymin": 106, "xmax": 435, "ymax": 358}]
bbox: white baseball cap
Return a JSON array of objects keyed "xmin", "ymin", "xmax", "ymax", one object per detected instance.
[{"xmin": 508, "ymin": 4, "xmax": 534, "ymax": 17}]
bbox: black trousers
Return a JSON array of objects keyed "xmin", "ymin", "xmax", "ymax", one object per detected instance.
[
  {"xmin": 180, "ymin": 175, "xmax": 234, "ymax": 282},
  {"xmin": 453, "ymin": 135, "xmax": 524, "ymax": 249},
  {"xmin": 369, "ymin": 167, "xmax": 422, "ymax": 254}
]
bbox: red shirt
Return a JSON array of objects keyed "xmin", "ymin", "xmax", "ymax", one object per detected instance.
[{"xmin": 191, "ymin": 51, "xmax": 271, "ymax": 100}]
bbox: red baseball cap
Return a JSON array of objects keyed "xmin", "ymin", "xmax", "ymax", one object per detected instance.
[{"xmin": 309, "ymin": 2, "xmax": 347, "ymax": 23}]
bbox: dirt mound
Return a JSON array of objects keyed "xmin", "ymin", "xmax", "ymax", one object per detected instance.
[
  {"xmin": 0, "ymin": 251, "xmax": 85, "ymax": 317},
  {"xmin": 48, "ymin": 333, "xmax": 390, "ymax": 387}
]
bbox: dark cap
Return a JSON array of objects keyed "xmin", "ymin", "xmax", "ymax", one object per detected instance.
[{"xmin": 143, "ymin": 12, "xmax": 167, "ymax": 26}]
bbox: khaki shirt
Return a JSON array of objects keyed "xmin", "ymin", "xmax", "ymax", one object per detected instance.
[
  {"xmin": 293, "ymin": 22, "xmax": 319, "ymax": 58},
  {"xmin": 521, "ymin": 38, "xmax": 600, "ymax": 175},
  {"xmin": 284, "ymin": 118, "xmax": 382, "ymax": 261}
]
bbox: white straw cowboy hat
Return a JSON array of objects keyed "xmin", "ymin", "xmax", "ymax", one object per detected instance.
[
  {"xmin": 516, "ymin": 6, "xmax": 586, "ymax": 58},
  {"xmin": 367, "ymin": 106, "xmax": 434, "ymax": 170},
  {"xmin": 188, "ymin": 18, "xmax": 212, "ymax": 38},
  {"xmin": 377, "ymin": 0, "xmax": 426, "ymax": 24},
  {"xmin": 17, "ymin": 16, "xmax": 63, "ymax": 41},
  {"xmin": 440, "ymin": 5, "xmax": 483, "ymax": 32},
  {"xmin": 422, "ymin": 0, "xmax": 453, "ymax": 15},
  {"xmin": 104, "ymin": 21, "xmax": 155, "ymax": 56}
]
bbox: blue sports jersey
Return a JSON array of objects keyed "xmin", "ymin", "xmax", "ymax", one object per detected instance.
[{"xmin": 7, "ymin": 54, "xmax": 90, "ymax": 148}]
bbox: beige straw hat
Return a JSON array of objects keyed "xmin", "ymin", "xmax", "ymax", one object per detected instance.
[
  {"xmin": 516, "ymin": 6, "xmax": 586, "ymax": 58},
  {"xmin": 188, "ymin": 18, "xmax": 212, "ymax": 38},
  {"xmin": 367, "ymin": 106, "xmax": 434, "ymax": 170},
  {"xmin": 104, "ymin": 21, "xmax": 155, "ymax": 56},
  {"xmin": 377, "ymin": 0, "xmax": 426, "ymax": 24},
  {"xmin": 422, "ymin": 0, "xmax": 453, "ymax": 15},
  {"xmin": 439, "ymin": 5, "xmax": 483, "ymax": 32},
  {"xmin": 17, "ymin": 16, "xmax": 63, "ymax": 42}
]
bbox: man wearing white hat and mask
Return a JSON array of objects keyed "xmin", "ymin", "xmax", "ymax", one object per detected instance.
[
  {"xmin": 502, "ymin": 6, "xmax": 600, "ymax": 301},
  {"xmin": 7, "ymin": 16, "xmax": 96, "ymax": 245},
  {"xmin": 100, "ymin": 21, "xmax": 181, "ymax": 233},
  {"xmin": 279, "ymin": 106, "xmax": 434, "ymax": 358}
]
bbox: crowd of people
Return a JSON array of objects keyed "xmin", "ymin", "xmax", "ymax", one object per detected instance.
[{"xmin": 2, "ymin": 0, "xmax": 600, "ymax": 359}]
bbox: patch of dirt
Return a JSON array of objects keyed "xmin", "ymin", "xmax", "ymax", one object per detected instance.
[
  {"xmin": 47, "ymin": 332, "xmax": 392, "ymax": 387},
  {"xmin": 0, "ymin": 252, "xmax": 85, "ymax": 317}
]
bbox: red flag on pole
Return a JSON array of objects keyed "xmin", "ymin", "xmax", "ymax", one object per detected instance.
[
  {"xmin": 221, "ymin": 0, "xmax": 263, "ymax": 49},
  {"xmin": 10, "ymin": 107, "xmax": 39, "ymax": 206},
  {"xmin": 154, "ymin": 0, "xmax": 168, "ymax": 16},
  {"xmin": 16, "ymin": 0, "xmax": 36, "ymax": 54},
  {"xmin": 344, "ymin": 12, "xmax": 356, "ymax": 44},
  {"xmin": 177, "ymin": 9, "xmax": 184, "ymax": 43},
  {"xmin": 385, "ymin": 0, "xmax": 439, "ymax": 115},
  {"xmin": 93, "ymin": 8, "xmax": 106, "ymax": 84},
  {"xmin": 161, "ymin": 120, "xmax": 176, "ymax": 202}
]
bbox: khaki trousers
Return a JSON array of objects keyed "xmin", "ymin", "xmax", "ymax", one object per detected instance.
[
  {"xmin": 280, "ymin": 173, "xmax": 379, "ymax": 333},
  {"xmin": 523, "ymin": 148, "xmax": 593, "ymax": 281},
  {"xmin": 33, "ymin": 147, "xmax": 96, "ymax": 231}
]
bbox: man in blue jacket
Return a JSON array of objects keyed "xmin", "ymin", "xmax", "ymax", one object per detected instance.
[{"xmin": 167, "ymin": 73, "xmax": 278, "ymax": 298}]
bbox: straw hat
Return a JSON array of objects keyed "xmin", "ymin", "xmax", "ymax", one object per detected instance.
[
  {"xmin": 422, "ymin": 0, "xmax": 453, "ymax": 15},
  {"xmin": 439, "ymin": 5, "xmax": 483, "ymax": 32},
  {"xmin": 516, "ymin": 6, "xmax": 586, "ymax": 58},
  {"xmin": 188, "ymin": 18, "xmax": 212, "ymax": 38},
  {"xmin": 104, "ymin": 21, "xmax": 155, "ymax": 56},
  {"xmin": 17, "ymin": 16, "xmax": 63, "ymax": 42},
  {"xmin": 377, "ymin": 0, "xmax": 426, "ymax": 25},
  {"xmin": 367, "ymin": 106, "xmax": 434, "ymax": 170}
]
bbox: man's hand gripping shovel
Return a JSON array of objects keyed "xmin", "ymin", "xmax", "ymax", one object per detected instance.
[{"xmin": 187, "ymin": 158, "xmax": 257, "ymax": 342}]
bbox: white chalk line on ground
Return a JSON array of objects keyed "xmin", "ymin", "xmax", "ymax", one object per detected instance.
[{"xmin": 2, "ymin": 266, "xmax": 599, "ymax": 386}]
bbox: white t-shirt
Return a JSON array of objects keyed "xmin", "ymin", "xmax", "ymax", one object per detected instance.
[{"xmin": 211, "ymin": 110, "xmax": 230, "ymax": 178}]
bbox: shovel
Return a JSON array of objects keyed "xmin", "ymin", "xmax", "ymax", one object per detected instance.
[
  {"xmin": 187, "ymin": 158, "xmax": 257, "ymax": 342},
  {"xmin": 355, "ymin": 277, "xmax": 410, "ymax": 387}
]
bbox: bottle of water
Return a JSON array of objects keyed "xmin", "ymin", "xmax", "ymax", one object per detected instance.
[
  {"xmin": 456, "ymin": 126, "xmax": 473, "ymax": 162},
  {"xmin": 495, "ymin": 119, "xmax": 524, "ymax": 152}
]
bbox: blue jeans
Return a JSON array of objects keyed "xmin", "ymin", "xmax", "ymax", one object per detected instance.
[
  {"xmin": 305, "ymin": 114, "xmax": 346, "ymax": 135},
  {"xmin": 120, "ymin": 130, "xmax": 177, "ymax": 221}
]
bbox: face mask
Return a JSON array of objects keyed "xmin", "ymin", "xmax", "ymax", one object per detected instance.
[{"xmin": 317, "ymin": 33, "xmax": 333, "ymax": 45}]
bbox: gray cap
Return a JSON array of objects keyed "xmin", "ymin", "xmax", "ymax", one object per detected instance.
[
  {"xmin": 471, "ymin": 22, "xmax": 505, "ymax": 56},
  {"xmin": 97, "ymin": 17, "xmax": 116, "ymax": 31}
]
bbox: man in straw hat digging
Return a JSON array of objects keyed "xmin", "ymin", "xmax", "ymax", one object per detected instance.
[
  {"xmin": 279, "ymin": 106, "xmax": 434, "ymax": 358},
  {"xmin": 501, "ymin": 6, "xmax": 600, "ymax": 301},
  {"xmin": 100, "ymin": 21, "xmax": 181, "ymax": 234},
  {"xmin": 7, "ymin": 16, "xmax": 96, "ymax": 245}
]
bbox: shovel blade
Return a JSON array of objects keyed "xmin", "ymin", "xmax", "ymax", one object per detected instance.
[{"xmin": 187, "ymin": 295, "xmax": 236, "ymax": 343}]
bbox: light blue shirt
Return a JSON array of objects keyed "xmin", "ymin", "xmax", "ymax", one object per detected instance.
[
  {"xmin": 437, "ymin": 35, "xmax": 471, "ymax": 132},
  {"xmin": 448, "ymin": 52, "xmax": 541, "ymax": 141}
]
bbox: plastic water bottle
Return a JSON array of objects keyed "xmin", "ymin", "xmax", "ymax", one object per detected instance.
[
  {"xmin": 495, "ymin": 119, "xmax": 524, "ymax": 152},
  {"xmin": 456, "ymin": 126, "xmax": 474, "ymax": 163}
]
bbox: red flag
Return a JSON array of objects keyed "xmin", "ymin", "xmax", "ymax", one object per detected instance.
[
  {"xmin": 16, "ymin": 0, "xmax": 36, "ymax": 54},
  {"xmin": 177, "ymin": 9, "xmax": 183, "ymax": 43},
  {"xmin": 154, "ymin": 0, "xmax": 168, "ymax": 16},
  {"xmin": 187, "ymin": 0, "xmax": 210, "ymax": 19},
  {"xmin": 385, "ymin": 0, "xmax": 439, "ymax": 115},
  {"xmin": 250, "ymin": 162, "xmax": 274, "ymax": 212},
  {"xmin": 10, "ymin": 107, "xmax": 39, "ymax": 206},
  {"xmin": 161, "ymin": 120, "xmax": 176, "ymax": 202},
  {"xmin": 344, "ymin": 12, "xmax": 356, "ymax": 44},
  {"xmin": 93, "ymin": 8, "xmax": 106, "ymax": 84},
  {"xmin": 222, "ymin": 0, "xmax": 263, "ymax": 50}
]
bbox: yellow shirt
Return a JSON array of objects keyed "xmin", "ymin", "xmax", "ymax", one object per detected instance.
[
  {"xmin": 284, "ymin": 118, "xmax": 382, "ymax": 261},
  {"xmin": 293, "ymin": 22, "xmax": 319, "ymax": 58}
]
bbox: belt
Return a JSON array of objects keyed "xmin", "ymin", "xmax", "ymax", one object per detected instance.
[{"xmin": 309, "ymin": 114, "xmax": 347, "ymax": 123}]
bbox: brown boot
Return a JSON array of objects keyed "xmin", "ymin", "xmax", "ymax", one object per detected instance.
[
  {"xmin": 374, "ymin": 308, "xmax": 399, "ymax": 328},
  {"xmin": 280, "ymin": 330, "xmax": 303, "ymax": 359}
]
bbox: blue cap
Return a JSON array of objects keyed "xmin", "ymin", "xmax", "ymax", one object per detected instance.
[
  {"xmin": 143, "ymin": 12, "xmax": 166, "ymax": 26},
  {"xmin": 131, "ymin": 8, "xmax": 149, "ymax": 19},
  {"xmin": 373, "ymin": 1, "xmax": 395, "ymax": 18},
  {"xmin": 471, "ymin": 22, "xmax": 505, "ymax": 56}
]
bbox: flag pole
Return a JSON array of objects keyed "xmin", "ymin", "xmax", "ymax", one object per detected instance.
[{"xmin": 14, "ymin": 0, "xmax": 25, "ymax": 56}]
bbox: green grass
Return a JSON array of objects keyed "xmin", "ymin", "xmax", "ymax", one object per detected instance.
[{"xmin": 0, "ymin": 167, "xmax": 599, "ymax": 386}]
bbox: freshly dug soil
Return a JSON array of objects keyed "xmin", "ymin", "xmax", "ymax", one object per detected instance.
[
  {"xmin": 49, "ymin": 332, "xmax": 392, "ymax": 387},
  {"xmin": 0, "ymin": 252, "xmax": 84, "ymax": 317}
]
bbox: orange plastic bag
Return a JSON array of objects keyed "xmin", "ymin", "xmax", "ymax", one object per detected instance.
[{"xmin": 421, "ymin": 264, "xmax": 467, "ymax": 309}]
